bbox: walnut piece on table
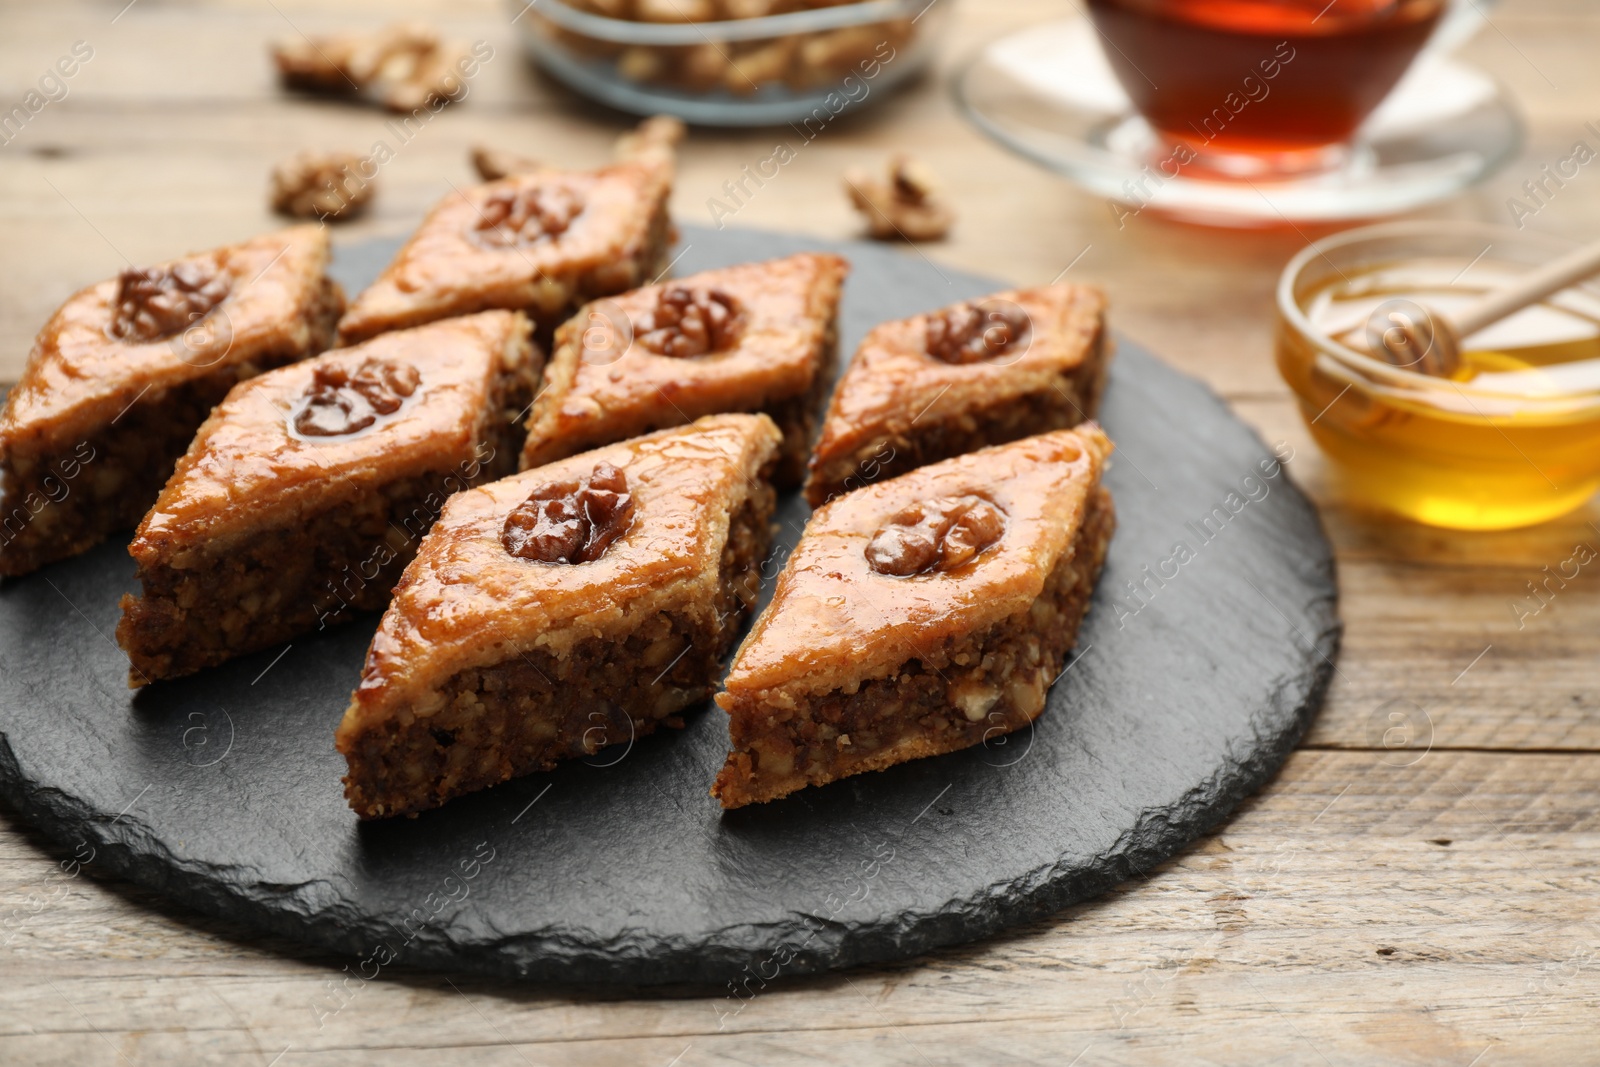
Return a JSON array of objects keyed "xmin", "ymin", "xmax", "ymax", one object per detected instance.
[
  {"xmin": 269, "ymin": 151, "xmax": 374, "ymax": 222},
  {"xmin": 845, "ymin": 155, "xmax": 955, "ymax": 242},
  {"xmin": 270, "ymin": 21, "xmax": 468, "ymax": 113}
]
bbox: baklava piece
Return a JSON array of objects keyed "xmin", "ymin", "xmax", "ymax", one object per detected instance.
[
  {"xmin": 714, "ymin": 424, "xmax": 1115, "ymax": 808},
  {"xmin": 804, "ymin": 283, "xmax": 1109, "ymax": 507},
  {"xmin": 336, "ymin": 413, "xmax": 781, "ymax": 819},
  {"xmin": 116, "ymin": 311, "xmax": 536, "ymax": 686},
  {"xmin": 337, "ymin": 162, "xmax": 674, "ymax": 346},
  {"xmin": 0, "ymin": 226, "xmax": 343, "ymax": 577},
  {"xmin": 521, "ymin": 253, "xmax": 846, "ymax": 487}
]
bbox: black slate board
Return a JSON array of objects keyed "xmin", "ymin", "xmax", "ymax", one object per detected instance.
[{"xmin": 0, "ymin": 225, "xmax": 1339, "ymax": 986}]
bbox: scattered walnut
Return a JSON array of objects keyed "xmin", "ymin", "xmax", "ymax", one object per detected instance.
[
  {"xmin": 269, "ymin": 150, "xmax": 373, "ymax": 221},
  {"xmin": 845, "ymin": 155, "xmax": 955, "ymax": 242},
  {"xmin": 925, "ymin": 302, "xmax": 1031, "ymax": 365},
  {"xmin": 293, "ymin": 357, "xmax": 420, "ymax": 437},
  {"xmin": 470, "ymin": 145, "xmax": 544, "ymax": 182},
  {"xmin": 270, "ymin": 22, "xmax": 468, "ymax": 113},
  {"xmin": 472, "ymin": 184, "xmax": 585, "ymax": 249},
  {"xmin": 614, "ymin": 114, "xmax": 686, "ymax": 165},
  {"xmin": 634, "ymin": 286, "xmax": 745, "ymax": 358},
  {"xmin": 866, "ymin": 496, "xmax": 1005, "ymax": 577},
  {"xmin": 502, "ymin": 462, "xmax": 635, "ymax": 564},
  {"xmin": 109, "ymin": 262, "xmax": 232, "ymax": 344}
]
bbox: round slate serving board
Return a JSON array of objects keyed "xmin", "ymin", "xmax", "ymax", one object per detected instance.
[{"xmin": 0, "ymin": 226, "xmax": 1339, "ymax": 986}]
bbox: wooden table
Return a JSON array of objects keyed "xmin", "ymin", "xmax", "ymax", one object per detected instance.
[{"xmin": 3, "ymin": 1, "xmax": 1598, "ymax": 1062}]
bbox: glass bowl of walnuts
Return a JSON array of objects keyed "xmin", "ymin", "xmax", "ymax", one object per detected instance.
[{"xmin": 514, "ymin": 0, "xmax": 952, "ymax": 126}]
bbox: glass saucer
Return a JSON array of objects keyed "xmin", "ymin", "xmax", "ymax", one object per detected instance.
[{"xmin": 954, "ymin": 18, "xmax": 1524, "ymax": 228}]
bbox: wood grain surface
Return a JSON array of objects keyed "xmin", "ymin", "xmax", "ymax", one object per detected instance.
[{"xmin": 3, "ymin": 0, "xmax": 1599, "ymax": 1064}]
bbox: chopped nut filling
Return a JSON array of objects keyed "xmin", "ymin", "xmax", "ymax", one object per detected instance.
[
  {"xmin": 472, "ymin": 185, "xmax": 585, "ymax": 248},
  {"xmin": 634, "ymin": 286, "xmax": 745, "ymax": 358},
  {"xmin": 109, "ymin": 263, "xmax": 232, "ymax": 343},
  {"xmin": 924, "ymin": 301, "xmax": 1031, "ymax": 365},
  {"xmin": 865, "ymin": 495, "xmax": 1005, "ymax": 577},
  {"xmin": 502, "ymin": 461, "xmax": 634, "ymax": 564},
  {"xmin": 294, "ymin": 357, "xmax": 421, "ymax": 437}
]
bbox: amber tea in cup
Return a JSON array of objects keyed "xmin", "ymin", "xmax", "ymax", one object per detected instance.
[{"xmin": 1086, "ymin": 0, "xmax": 1446, "ymax": 177}]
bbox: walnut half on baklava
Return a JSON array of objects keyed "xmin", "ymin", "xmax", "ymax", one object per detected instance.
[
  {"xmin": 0, "ymin": 225, "xmax": 343, "ymax": 576},
  {"xmin": 804, "ymin": 283, "xmax": 1109, "ymax": 507},
  {"xmin": 337, "ymin": 413, "xmax": 781, "ymax": 819},
  {"xmin": 115, "ymin": 311, "xmax": 536, "ymax": 686},
  {"xmin": 714, "ymin": 424, "xmax": 1116, "ymax": 808}
]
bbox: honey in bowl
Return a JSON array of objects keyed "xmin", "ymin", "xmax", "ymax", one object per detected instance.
[{"xmin": 1278, "ymin": 223, "xmax": 1600, "ymax": 530}]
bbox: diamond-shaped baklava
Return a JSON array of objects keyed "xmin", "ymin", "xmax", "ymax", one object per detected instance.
[
  {"xmin": 0, "ymin": 226, "xmax": 343, "ymax": 576},
  {"xmin": 804, "ymin": 283, "xmax": 1108, "ymax": 506},
  {"xmin": 116, "ymin": 311, "xmax": 536, "ymax": 686},
  {"xmin": 714, "ymin": 424, "xmax": 1115, "ymax": 808},
  {"xmin": 520, "ymin": 253, "xmax": 846, "ymax": 487},
  {"xmin": 337, "ymin": 412, "xmax": 781, "ymax": 819},
  {"xmin": 336, "ymin": 161, "xmax": 674, "ymax": 345}
]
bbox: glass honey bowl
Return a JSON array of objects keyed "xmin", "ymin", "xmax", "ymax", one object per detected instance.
[{"xmin": 1277, "ymin": 221, "xmax": 1600, "ymax": 530}]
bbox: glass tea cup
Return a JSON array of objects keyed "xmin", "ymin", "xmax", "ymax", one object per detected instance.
[{"xmin": 1084, "ymin": 0, "xmax": 1474, "ymax": 180}]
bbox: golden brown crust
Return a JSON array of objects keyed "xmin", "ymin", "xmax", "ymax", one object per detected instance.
[
  {"xmin": 804, "ymin": 283, "xmax": 1108, "ymax": 506},
  {"xmin": 1, "ymin": 226, "xmax": 337, "ymax": 456},
  {"xmin": 337, "ymin": 413, "xmax": 782, "ymax": 749},
  {"xmin": 336, "ymin": 162, "xmax": 674, "ymax": 345},
  {"xmin": 0, "ymin": 227, "xmax": 342, "ymax": 576},
  {"xmin": 131, "ymin": 311, "xmax": 536, "ymax": 550},
  {"xmin": 115, "ymin": 311, "xmax": 536, "ymax": 685},
  {"xmin": 519, "ymin": 253, "xmax": 847, "ymax": 482}
]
